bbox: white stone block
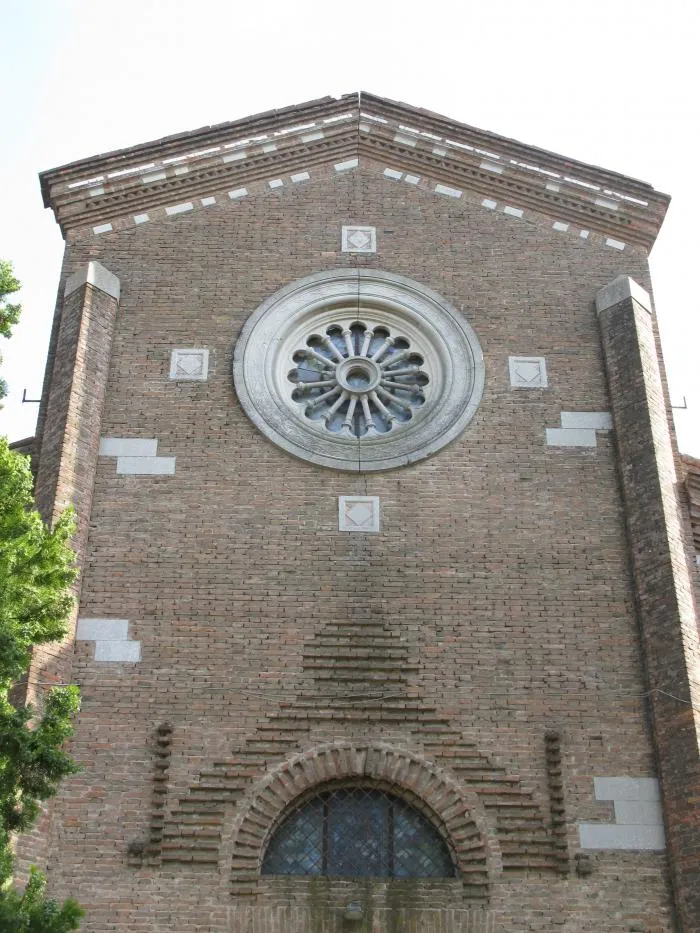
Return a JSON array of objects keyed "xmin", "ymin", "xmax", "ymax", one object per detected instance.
[
  {"xmin": 579, "ymin": 823, "xmax": 665, "ymax": 851},
  {"xmin": 334, "ymin": 159, "xmax": 358, "ymax": 172},
  {"xmin": 596, "ymin": 275, "xmax": 652, "ymax": 315},
  {"xmin": 94, "ymin": 640, "xmax": 142, "ymax": 663},
  {"xmin": 432, "ymin": 146, "xmax": 447, "ymax": 156},
  {"xmin": 165, "ymin": 202, "xmax": 193, "ymax": 216},
  {"xmin": 116, "ymin": 456, "xmax": 176, "ymax": 475},
  {"xmin": 302, "ymin": 131, "xmax": 324, "ymax": 142},
  {"xmin": 134, "ymin": 213, "xmax": 150, "ymax": 224},
  {"xmin": 394, "ymin": 133, "xmax": 417, "ymax": 147},
  {"xmin": 594, "ymin": 776, "xmax": 661, "ymax": 802},
  {"xmin": 482, "ymin": 199, "xmax": 497, "ymax": 210},
  {"xmin": 262, "ymin": 143, "xmax": 277, "ymax": 153},
  {"xmin": 404, "ymin": 174, "xmax": 420, "ymax": 184},
  {"xmin": 342, "ymin": 226, "xmax": 376, "ymax": 254},
  {"xmin": 228, "ymin": 187, "xmax": 248, "ymax": 199},
  {"xmin": 595, "ymin": 196, "xmax": 619, "ymax": 210},
  {"xmin": 77, "ymin": 618, "xmax": 129, "ymax": 641},
  {"xmin": 579, "ymin": 229, "xmax": 590, "ymax": 238},
  {"xmin": 560, "ymin": 411, "xmax": 613, "ymax": 431},
  {"xmin": 141, "ymin": 171, "xmax": 166, "ymax": 183},
  {"xmin": 614, "ymin": 799, "xmax": 664, "ymax": 826},
  {"xmin": 605, "ymin": 237, "xmax": 625, "ymax": 250},
  {"xmin": 170, "ymin": 348, "xmax": 209, "ymax": 381},
  {"xmin": 93, "ymin": 223, "xmax": 113, "ymax": 235},
  {"xmin": 503, "ymin": 206, "xmax": 523, "ymax": 218},
  {"xmin": 339, "ymin": 496, "xmax": 380, "ymax": 533},
  {"xmin": 546, "ymin": 428, "xmax": 597, "ymax": 448},
  {"xmin": 268, "ymin": 179, "xmax": 284, "ymax": 189},
  {"xmin": 89, "ymin": 186, "xmax": 105, "ymax": 196},
  {"xmin": 99, "ymin": 437, "xmax": 158, "ymax": 457},
  {"xmin": 291, "ymin": 171, "xmax": 310, "ymax": 183},
  {"xmin": 509, "ymin": 356, "xmax": 548, "ymax": 389},
  {"xmin": 223, "ymin": 151, "xmax": 246, "ymax": 162},
  {"xmin": 435, "ymin": 184, "xmax": 462, "ymax": 198},
  {"xmin": 552, "ymin": 221, "xmax": 569, "ymax": 232},
  {"xmin": 546, "ymin": 182, "xmax": 560, "ymax": 192},
  {"xmin": 174, "ymin": 166, "xmax": 189, "ymax": 175},
  {"xmin": 480, "ymin": 161, "xmax": 503, "ymax": 174},
  {"xmin": 201, "ymin": 197, "xmax": 216, "ymax": 206},
  {"xmin": 65, "ymin": 262, "xmax": 120, "ymax": 301},
  {"xmin": 383, "ymin": 168, "xmax": 403, "ymax": 180}
]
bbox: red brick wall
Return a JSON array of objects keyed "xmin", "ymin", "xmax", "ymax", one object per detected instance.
[{"xmin": 30, "ymin": 163, "xmax": 687, "ymax": 932}]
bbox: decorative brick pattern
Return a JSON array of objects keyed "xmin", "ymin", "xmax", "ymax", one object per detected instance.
[
  {"xmin": 127, "ymin": 723, "xmax": 173, "ymax": 866},
  {"xmin": 544, "ymin": 731, "xmax": 569, "ymax": 872}
]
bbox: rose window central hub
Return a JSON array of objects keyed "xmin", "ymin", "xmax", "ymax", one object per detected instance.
[{"xmin": 335, "ymin": 357, "xmax": 382, "ymax": 393}]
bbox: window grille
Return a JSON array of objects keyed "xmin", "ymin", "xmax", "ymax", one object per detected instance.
[{"xmin": 261, "ymin": 784, "xmax": 455, "ymax": 879}]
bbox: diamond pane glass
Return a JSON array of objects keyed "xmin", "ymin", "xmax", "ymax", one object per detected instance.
[
  {"xmin": 261, "ymin": 786, "xmax": 454, "ymax": 879},
  {"xmin": 261, "ymin": 797, "xmax": 323, "ymax": 875}
]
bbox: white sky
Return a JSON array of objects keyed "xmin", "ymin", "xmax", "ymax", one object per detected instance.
[{"xmin": 1, "ymin": 0, "xmax": 698, "ymax": 455}]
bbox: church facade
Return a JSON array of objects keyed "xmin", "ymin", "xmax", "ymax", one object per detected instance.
[{"xmin": 18, "ymin": 93, "xmax": 700, "ymax": 932}]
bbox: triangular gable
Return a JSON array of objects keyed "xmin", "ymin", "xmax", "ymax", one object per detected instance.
[{"xmin": 40, "ymin": 91, "xmax": 669, "ymax": 249}]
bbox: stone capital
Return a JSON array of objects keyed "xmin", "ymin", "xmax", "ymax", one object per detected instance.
[{"xmin": 64, "ymin": 261, "xmax": 120, "ymax": 301}]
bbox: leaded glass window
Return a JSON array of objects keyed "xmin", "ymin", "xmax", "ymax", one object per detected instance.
[{"xmin": 261, "ymin": 785, "xmax": 455, "ymax": 879}]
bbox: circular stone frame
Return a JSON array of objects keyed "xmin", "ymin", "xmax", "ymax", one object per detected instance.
[{"xmin": 233, "ymin": 269, "xmax": 485, "ymax": 472}]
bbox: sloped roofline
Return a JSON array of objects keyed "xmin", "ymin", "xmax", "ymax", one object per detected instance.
[{"xmin": 39, "ymin": 91, "xmax": 670, "ymax": 248}]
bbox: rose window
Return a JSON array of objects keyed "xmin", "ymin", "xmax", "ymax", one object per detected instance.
[
  {"xmin": 234, "ymin": 269, "xmax": 485, "ymax": 472},
  {"xmin": 288, "ymin": 323, "xmax": 429, "ymax": 437}
]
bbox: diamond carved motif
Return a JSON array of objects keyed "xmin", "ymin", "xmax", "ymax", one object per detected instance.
[
  {"xmin": 508, "ymin": 356, "xmax": 548, "ymax": 389},
  {"xmin": 170, "ymin": 348, "xmax": 209, "ymax": 381},
  {"xmin": 338, "ymin": 496, "xmax": 380, "ymax": 533},
  {"xmin": 341, "ymin": 226, "xmax": 377, "ymax": 253}
]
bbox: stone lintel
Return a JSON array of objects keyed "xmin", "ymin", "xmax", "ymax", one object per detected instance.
[
  {"xmin": 595, "ymin": 275, "xmax": 652, "ymax": 316},
  {"xmin": 65, "ymin": 261, "xmax": 120, "ymax": 301}
]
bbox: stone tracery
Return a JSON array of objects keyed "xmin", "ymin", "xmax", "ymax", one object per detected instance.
[{"xmin": 289, "ymin": 322, "xmax": 429, "ymax": 437}]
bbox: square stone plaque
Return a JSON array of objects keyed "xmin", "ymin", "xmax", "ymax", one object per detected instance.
[
  {"xmin": 341, "ymin": 226, "xmax": 377, "ymax": 254},
  {"xmin": 170, "ymin": 348, "xmax": 209, "ymax": 381},
  {"xmin": 338, "ymin": 496, "xmax": 380, "ymax": 533},
  {"xmin": 508, "ymin": 356, "xmax": 548, "ymax": 389}
]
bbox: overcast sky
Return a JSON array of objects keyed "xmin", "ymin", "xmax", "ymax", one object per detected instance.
[{"xmin": 1, "ymin": 0, "xmax": 698, "ymax": 455}]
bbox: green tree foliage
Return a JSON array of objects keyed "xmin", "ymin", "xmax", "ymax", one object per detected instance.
[
  {"xmin": 0, "ymin": 868, "xmax": 83, "ymax": 933},
  {"xmin": 0, "ymin": 261, "xmax": 22, "ymax": 403},
  {"xmin": 0, "ymin": 438, "xmax": 83, "ymax": 931}
]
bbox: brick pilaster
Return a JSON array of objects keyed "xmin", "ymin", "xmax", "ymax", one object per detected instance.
[
  {"xmin": 14, "ymin": 262, "xmax": 120, "ymax": 878},
  {"xmin": 597, "ymin": 275, "xmax": 700, "ymax": 933}
]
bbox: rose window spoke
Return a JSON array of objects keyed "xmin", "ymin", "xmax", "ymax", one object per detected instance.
[{"xmin": 288, "ymin": 323, "xmax": 430, "ymax": 436}]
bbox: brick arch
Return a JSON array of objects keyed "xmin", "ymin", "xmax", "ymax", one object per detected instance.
[{"xmin": 228, "ymin": 742, "xmax": 495, "ymax": 900}]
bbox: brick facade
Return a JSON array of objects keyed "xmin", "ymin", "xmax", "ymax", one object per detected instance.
[{"xmin": 19, "ymin": 94, "xmax": 699, "ymax": 932}]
